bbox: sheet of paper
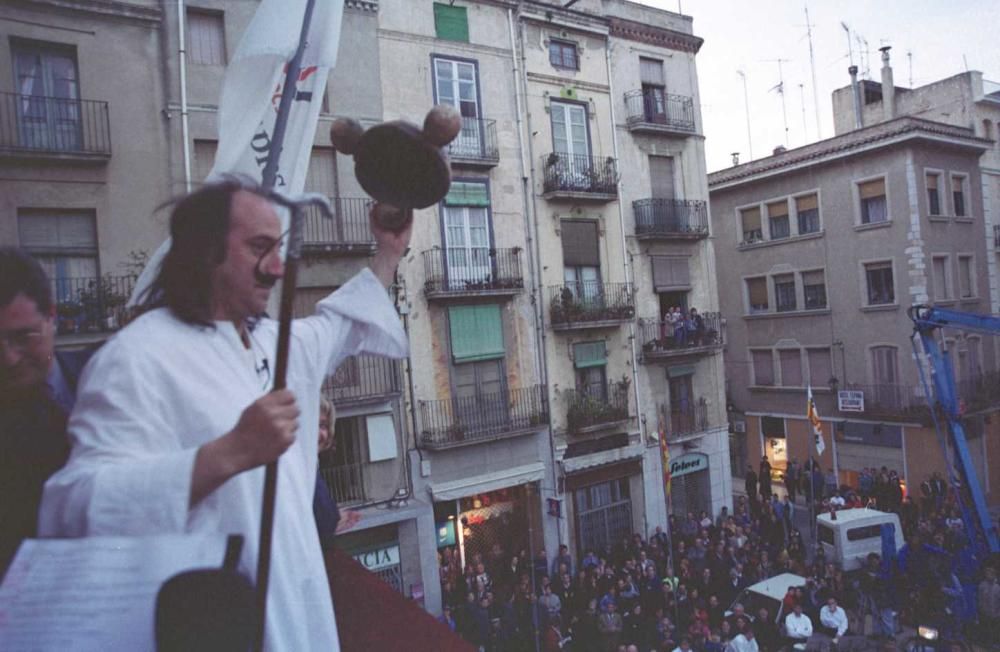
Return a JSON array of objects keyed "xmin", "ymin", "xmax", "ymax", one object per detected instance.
[{"xmin": 0, "ymin": 535, "xmax": 231, "ymax": 652}]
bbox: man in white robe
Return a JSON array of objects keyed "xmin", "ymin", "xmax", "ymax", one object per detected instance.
[{"xmin": 39, "ymin": 181, "xmax": 410, "ymax": 651}]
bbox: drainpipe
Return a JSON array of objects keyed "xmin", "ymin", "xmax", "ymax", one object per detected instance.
[
  {"xmin": 177, "ymin": 0, "xmax": 192, "ymax": 191},
  {"xmin": 848, "ymin": 65, "xmax": 863, "ymax": 130},
  {"xmin": 511, "ymin": 10, "xmax": 560, "ymax": 548},
  {"xmin": 605, "ymin": 38, "xmax": 645, "ymax": 444}
]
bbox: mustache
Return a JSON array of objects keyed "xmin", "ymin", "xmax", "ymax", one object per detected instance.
[{"xmin": 253, "ymin": 265, "xmax": 280, "ymax": 288}]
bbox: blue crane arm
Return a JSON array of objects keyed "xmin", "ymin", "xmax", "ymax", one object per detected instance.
[{"xmin": 909, "ymin": 305, "xmax": 1000, "ymax": 554}]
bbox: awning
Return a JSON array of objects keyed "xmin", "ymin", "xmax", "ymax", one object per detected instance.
[{"xmin": 429, "ymin": 462, "xmax": 546, "ymax": 502}]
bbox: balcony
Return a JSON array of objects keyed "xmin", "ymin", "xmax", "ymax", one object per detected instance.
[
  {"xmin": 623, "ymin": 89, "xmax": 696, "ymax": 136},
  {"xmin": 419, "ymin": 385, "xmax": 549, "ymax": 450},
  {"xmin": 663, "ymin": 398, "xmax": 710, "ymax": 441},
  {"xmin": 633, "ymin": 199, "xmax": 709, "ymax": 240},
  {"xmin": 319, "ymin": 461, "xmax": 367, "ymax": 506},
  {"xmin": 958, "ymin": 371, "xmax": 1000, "ymax": 412},
  {"xmin": 422, "ymin": 247, "xmax": 524, "ymax": 300},
  {"xmin": 447, "ymin": 117, "xmax": 499, "ymax": 168},
  {"xmin": 323, "ymin": 354, "xmax": 402, "ymax": 407},
  {"xmin": 637, "ymin": 313, "xmax": 723, "ymax": 362},
  {"xmin": 841, "ymin": 383, "xmax": 931, "ymax": 422},
  {"xmin": 541, "ymin": 152, "xmax": 618, "ymax": 201},
  {"xmin": 302, "ymin": 197, "xmax": 375, "ymax": 255},
  {"xmin": 0, "ymin": 92, "xmax": 111, "ymax": 160},
  {"xmin": 565, "ymin": 380, "xmax": 630, "ymax": 433},
  {"xmin": 549, "ymin": 282, "xmax": 634, "ymax": 331},
  {"xmin": 54, "ymin": 275, "xmax": 135, "ymax": 335}
]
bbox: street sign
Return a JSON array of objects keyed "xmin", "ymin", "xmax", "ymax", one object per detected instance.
[{"xmin": 838, "ymin": 390, "xmax": 865, "ymax": 412}]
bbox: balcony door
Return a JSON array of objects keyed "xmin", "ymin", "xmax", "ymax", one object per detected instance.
[
  {"xmin": 13, "ymin": 43, "xmax": 81, "ymax": 151},
  {"xmin": 871, "ymin": 346, "xmax": 900, "ymax": 409},
  {"xmin": 640, "ymin": 57, "xmax": 666, "ymax": 123},
  {"xmin": 668, "ymin": 373, "xmax": 693, "ymax": 433},
  {"xmin": 453, "ymin": 358, "xmax": 509, "ymax": 435},
  {"xmin": 433, "ymin": 57, "xmax": 482, "ymax": 157},
  {"xmin": 550, "ymin": 100, "xmax": 590, "ymax": 187},
  {"xmin": 443, "ymin": 183, "xmax": 491, "ymax": 288}
]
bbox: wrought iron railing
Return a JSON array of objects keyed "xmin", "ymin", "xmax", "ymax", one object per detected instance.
[
  {"xmin": 420, "ymin": 385, "xmax": 549, "ymax": 448},
  {"xmin": 422, "ymin": 247, "xmax": 524, "ymax": 295},
  {"xmin": 633, "ymin": 199, "xmax": 708, "ymax": 238},
  {"xmin": 0, "ymin": 92, "xmax": 110, "ymax": 156},
  {"xmin": 638, "ymin": 312, "xmax": 723, "ymax": 355},
  {"xmin": 958, "ymin": 371, "xmax": 1000, "ymax": 412},
  {"xmin": 541, "ymin": 152, "xmax": 618, "ymax": 196},
  {"xmin": 623, "ymin": 89, "xmax": 695, "ymax": 132},
  {"xmin": 843, "ymin": 383, "xmax": 930, "ymax": 420},
  {"xmin": 448, "ymin": 117, "xmax": 499, "ymax": 164},
  {"xmin": 319, "ymin": 462, "xmax": 367, "ymax": 505},
  {"xmin": 565, "ymin": 381, "xmax": 630, "ymax": 432},
  {"xmin": 665, "ymin": 397, "xmax": 710, "ymax": 440},
  {"xmin": 301, "ymin": 197, "xmax": 375, "ymax": 250},
  {"xmin": 323, "ymin": 354, "xmax": 402, "ymax": 406},
  {"xmin": 53, "ymin": 275, "xmax": 135, "ymax": 334},
  {"xmin": 549, "ymin": 282, "xmax": 634, "ymax": 326}
]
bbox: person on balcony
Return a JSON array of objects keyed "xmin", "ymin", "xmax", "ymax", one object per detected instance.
[{"xmin": 686, "ymin": 308, "xmax": 705, "ymax": 346}]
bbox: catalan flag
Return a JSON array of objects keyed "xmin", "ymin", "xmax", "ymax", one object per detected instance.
[{"xmin": 807, "ymin": 385, "xmax": 825, "ymax": 455}]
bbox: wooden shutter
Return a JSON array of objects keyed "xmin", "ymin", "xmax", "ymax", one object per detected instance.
[
  {"xmin": 574, "ymin": 341, "xmax": 606, "ymax": 368},
  {"xmin": 871, "ymin": 346, "xmax": 897, "ymax": 384},
  {"xmin": 741, "ymin": 206, "xmax": 761, "ymax": 231},
  {"xmin": 796, "ymin": 194, "xmax": 818, "ymax": 211},
  {"xmin": 649, "ymin": 156, "xmax": 675, "ymax": 199},
  {"xmin": 449, "ymin": 305, "xmax": 504, "ymax": 362},
  {"xmin": 926, "ymin": 174, "xmax": 938, "ymax": 191},
  {"xmin": 434, "ymin": 3, "xmax": 469, "ymax": 42},
  {"xmin": 639, "ymin": 57, "xmax": 664, "ymax": 85},
  {"xmin": 752, "ymin": 350, "xmax": 774, "ymax": 386},
  {"xmin": 746, "ymin": 277, "xmax": 767, "ymax": 308},
  {"xmin": 859, "ymin": 179, "xmax": 885, "ymax": 199},
  {"xmin": 767, "ymin": 200, "xmax": 788, "ymax": 218},
  {"xmin": 651, "ymin": 256, "xmax": 690, "ymax": 291},
  {"xmin": 187, "ymin": 9, "xmax": 226, "ymax": 66},
  {"xmin": 561, "ymin": 220, "xmax": 600, "ymax": 267},
  {"xmin": 18, "ymin": 210, "xmax": 96, "ymax": 252},
  {"xmin": 779, "ymin": 349, "xmax": 803, "ymax": 387},
  {"xmin": 808, "ymin": 348, "xmax": 832, "ymax": 387}
]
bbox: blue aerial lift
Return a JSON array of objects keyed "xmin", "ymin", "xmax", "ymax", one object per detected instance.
[{"xmin": 908, "ymin": 305, "xmax": 1000, "ymax": 556}]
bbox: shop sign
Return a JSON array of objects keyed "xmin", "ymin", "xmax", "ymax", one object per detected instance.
[
  {"xmin": 669, "ymin": 452, "xmax": 708, "ymax": 478},
  {"xmin": 838, "ymin": 390, "xmax": 864, "ymax": 412},
  {"xmin": 352, "ymin": 544, "xmax": 400, "ymax": 572}
]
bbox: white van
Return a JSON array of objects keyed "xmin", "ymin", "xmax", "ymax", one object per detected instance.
[
  {"xmin": 725, "ymin": 572, "xmax": 806, "ymax": 627},
  {"xmin": 816, "ymin": 508, "xmax": 904, "ymax": 571}
]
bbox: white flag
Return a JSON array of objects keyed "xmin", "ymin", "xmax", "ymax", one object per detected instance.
[
  {"xmin": 807, "ymin": 385, "xmax": 825, "ymax": 456},
  {"xmin": 131, "ymin": 0, "xmax": 344, "ymax": 304}
]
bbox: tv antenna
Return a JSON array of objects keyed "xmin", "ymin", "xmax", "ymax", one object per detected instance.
[
  {"xmin": 737, "ymin": 69, "xmax": 754, "ymax": 159},
  {"xmin": 907, "ymin": 50, "xmax": 913, "ymax": 87},
  {"xmin": 765, "ymin": 58, "xmax": 791, "ymax": 146},
  {"xmin": 804, "ymin": 4, "xmax": 822, "ymax": 138},
  {"xmin": 799, "ymin": 83, "xmax": 808, "ymax": 142},
  {"xmin": 841, "ymin": 22, "xmax": 854, "ymax": 68}
]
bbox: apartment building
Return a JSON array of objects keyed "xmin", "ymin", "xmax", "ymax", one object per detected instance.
[{"xmin": 709, "ymin": 55, "xmax": 1000, "ymax": 507}]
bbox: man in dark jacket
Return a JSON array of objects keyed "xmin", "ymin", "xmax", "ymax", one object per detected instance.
[{"xmin": 0, "ymin": 248, "xmax": 96, "ymax": 576}]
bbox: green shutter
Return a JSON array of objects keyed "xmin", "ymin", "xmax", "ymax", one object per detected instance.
[
  {"xmin": 443, "ymin": 182, "xmax": 489, "ymax": 207},
  {"xmin": 573, "ymin": 341, "xmax": 606, "ymax": 368},
  {"xmin": 449, "ymin": 305, "xmax": 504, "ymax": 362},
  {"xmin": 434, "ymin": 3, "xmax": 469, "ymax": 42},
  {"xmin": 667, "ymin": 364, "xmax": 695, "ymax": 378}
]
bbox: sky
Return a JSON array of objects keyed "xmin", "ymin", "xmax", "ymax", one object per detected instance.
[{"xmin": 635, "ymin": 0, "xmax": 1000, "ymax": 172}]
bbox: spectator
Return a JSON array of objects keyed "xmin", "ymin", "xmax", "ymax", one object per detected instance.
[
  {"xmin": 783, "ymin": 602, "xmax": 813, "ymax": 646},
  {"xmin": 818, "ymin": 596, "xmax": 848, "ymax": 640},
  {"xmin": 978, "ymin": 566, "xmax": 1000, "ymax": 642},
  {"xmin": 597, "ymin": 600, "xmax": 623, "ymax": 651},
  {"xmin": 726, "ymin": 627, "xmax": 759, "ymax": 652},
  {"xmin": 758, "ymin": 457, "xmax": 772, "ymax": 502}
]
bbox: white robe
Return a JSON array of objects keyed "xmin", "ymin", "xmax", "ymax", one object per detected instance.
[{"xmin": 39, "ymin": 269, "xmax": 407, "ymax": 651}]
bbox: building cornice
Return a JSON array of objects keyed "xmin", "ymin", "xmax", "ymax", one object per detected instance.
[
  {"xmin": 10, "ymin": 0, "xmax": 161, "ymax": 25},
  {"xmin": 525, "ymin": 71, "xmax": 609, "ymax": 94},
  {"xmin": 345, "ymin": 0, "xmax": 378, "ymax": 12},
  {"xmin": 606, "ymin": 16, "xmax": 702, "ymax": 54}
]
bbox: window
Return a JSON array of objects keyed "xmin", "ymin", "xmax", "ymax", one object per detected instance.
[
  {"xmin": 871, "ymin": 346, "xmax": 898, "ymax": 386},
  {"xmin": 740, "ymin": 206, "xmax": 762, "ymax": 244},
  {"xmin": 746, "ymin": 277, "xmax": 768, "ymax": 313},
  {"xmin": 187, "ymin": 9, "xmax": 226, "ymax": 65},
  {"xmin": 779, "ymin": 349, "xmax": 803, "ymax": 387},
  {"xmin": 858, "ymin": 178, "xmax": 888, "ymax": 224},
  {"xmin": 448, "ymin": 305, "xmax": 504, "ymax": 363},
  {"xmin": 807, "ymin": 348, "xmax": 833, "ymax": 387},
  {"xmin": 549, "ymin": 101, "xmax": 591, "ymax": 189},
  {"xmin": 773, "ymin": 274, "xmax": 796, "ymax": 312},
  {"xmin": 802, "ymin": 270, "xmax": 826, "ymax": 309},
  {"xmin": 12, "ymin": 41, "xmax": 81, "ymax": 152},
  {"xmin": 795, "ymin": 194, "xmax": 820, "ymax": 234},
  {"xmin": 319, "ymin": 416, "xmax": 368, "ymax": 504},
  {"xmin": 434, "ymin": 2, "xmax": 469, "ymax": 42},
  {"xmin": 575, "ymin": 478, "xmax": 632, "ymax": 556},
  {"xmin": 433, "ymin": 57, "xmax": 481, "ymax": 157},
  {"xmin": 932, "ymin": 255, "xmax": 950, "ymax": 301},
  {"xmin": 18, "ymin": 209, "xmax": 98, "ymax": 305},
  {"xmin": 562, "ymin": 220, "xmax": 600, "ymax": 300},
  {"xmin": 575, "ymin": 342, "xmax": 607, "ymax": 400},
  {"xmin": 951, "ymin": 174, "xmax": 967, "ymax": 217},
  {"xmin": 549, "ymin": 39, "xmax": 579, "ymax": 70},
  {"xmin": 443, "ymin": 182, "xmax": 491, "ymax": 287},
  {"xmin": 767, "ymin": 200, "xmax": 790, "ymax": 239},
  {"xmin": 651, "ymin": 256, "xmax": 690, "ymax": 291},
  {"xmin": 639, "ymin": 57, "xmax": 665, "ymax": 122},
  {"xmin": 958, "ymin": 255, "xmax": 974, "ymax": 298},
  {"xmin": 752, "ymin": 350, "xmax": 774, "ymax": 386},
  {"xmin": 818, "ymin": 524, "xmax": 835, "ymax": 546},
  {"xmin": 926, "ymin": 172, "xmax": 941, "ymax": 216},
  {"xmin": 864, "ymin": 261, "xmax": 895, "ymax": 305}
]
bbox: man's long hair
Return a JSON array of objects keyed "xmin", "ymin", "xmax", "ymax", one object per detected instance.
[{"xmin": 144, "ymin": 179, "xmax": 245, "ymax": 327}]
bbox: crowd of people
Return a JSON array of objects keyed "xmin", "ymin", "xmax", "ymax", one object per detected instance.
[{"xmin": 436, "ymin": 457, "xmax": 1000, "ymax": 651}]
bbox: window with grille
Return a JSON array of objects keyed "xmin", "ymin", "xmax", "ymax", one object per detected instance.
[
  {"xmin": 779, "ymin": 349, "xmax": 803, "ymax": 387},
  {"xmin": 746, "ymin": 277, "xmax": 768, "ymax": 313},
  {"xmin": 802, "ymin": 270, "xmax": 826, "ymax": 309},
  {"xmin": 795, "ymin": 194, "xmax": 820, "ymax": 234},
  {"xmin": 926, "ymin": 172, "xmax": 941, "ymax": 216},
  {"xmin": 549, "ymin": 39, "xmax": 579, "ymax": 70},
  {"xmin": 864, "ymin": 262, "xmax": 894, "ymax": 305},
  {"xmin": 740, "ymin": 206, "xmax": 762, "ymax": 243},
  {"xmin": 773, "ymin": 274, "xmax": 796, "ymax": 312},
  {"xmin": 858, "ymin": 178, "xmax": 888, "ymax": 224},
  {"xmin": 951, "ymin": 174, "xmax": 967, "ymax": 217},
  {"xmin": 187, "ymin": 9, "xmax": 226, "ymax": 66},
  {"xmin": 752, "ymin": 350, "xmax": 774, "ymax": 386},
  {"xmin": 767, "ymin": 200, "xmax": 790, "ymax": 240}
]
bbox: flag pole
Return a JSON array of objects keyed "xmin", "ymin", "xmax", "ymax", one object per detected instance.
[{"xmin": 254, "ymin": 0, "xmax": 318, "ymax": 650}]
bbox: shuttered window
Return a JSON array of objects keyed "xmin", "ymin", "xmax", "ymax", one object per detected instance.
[
  {"xmin": 926, "ymin": 173, "xmax": 941, "ymax": 215},
  {"xmin": 444, "ymin": 182, "xmax": 490, "ymax": 207},
  {"xmin": 859, "ymin": 178, "xmax": 888, "ymax": 224},
  {"xmin": 802, "ymin": 270, "xmax": 826, "ymax": 309},
  {"xmin": 796, "ymin": 194, "xmax": 820, "ymax": 234},
  {"xmin": 932, "ymin": 256, "xmax": 950, "ymax": 300},
  {"xmin": 448, "ymin": 304, "xmax": 504, "ymax": 362},
  {"xmin": 18, "ymin": 210, "xmax": 96, "ymax": 254},
  {"xmin": 779, "ymin": 349, "xmax": 803, "ymax": 387},
  {"xmin": 767, "ymin": 200, "xmax": 790, "ymax": 239},
  {"xmin": 187, "ymin": 9, "xmax": 226, "ymax": 66},
  {"xmin": 574, "ymin": 341, "xmax": 606, "ymax": 368},
  {"xmin": 561, "ymin": 220, "xmax": 600, "ymax": 267},
  {"xmin": 807, "ymin": 348, "xmax": 832, "ymax": 387},
  {"xmin": 651, "ymin": 256, "xmax": 690, "ymax": 291},
  {"xmin": 752, "ymin": 350, "xmax": 774, "ymax": 386},
  {"xmin": 639, "ymin": 57, "xmax": 664, "ymax": 85},
  {"xmin": 746, "ymin": 277, "xmax": 768, "ymax": 312},
  {"xmin": 740, "ymin": 206, "xmax": 762, "ymax": 242},
  {"xmin": 434, "ymin": 3, "xmax": 469, "ymax": 42},
  {"xmin": 951, "ymin": 174, "xmax": 967, "ymax": 216}
]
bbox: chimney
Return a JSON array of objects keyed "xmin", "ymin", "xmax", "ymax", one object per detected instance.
[
  {"xmin": 849, "ymin": 65, "xmax": 863, "ymax": 129},
  {"xmin": 880, "ymin": 46, "xmax": 895, "ymax": 120},
  {"xmin": 772, "ymin": 145, "xmax": 787, "ymax": 155}
]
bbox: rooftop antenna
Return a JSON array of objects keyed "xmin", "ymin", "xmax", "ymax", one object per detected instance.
[
  {"xmin": 737, "ymin": 69, "xmax": 754, "ymax": 159},
  {"xmin": 963, "ymin": 54, "xmax": 969, "ymax": 72},
  {"xmin": 804, "ymin": 3, "xmax": 822, "ymax": 138},
  {"xmin": 857, "ymin": 34, "xmax": 870, "ymax": 78},
  {"xmin": 841, "ymin": 22, "xmax": 854, "ymax": 68},
  {"xmin": 907, "ymin": 50, "xmax": 913, "ymax": 87},
  {"xmin": 799, "ymin": 83, "xmax": 808, "ymax": 142},
  {"xmin": 765, "ymin": 58, "xmax": 791, "ymax": 146}
]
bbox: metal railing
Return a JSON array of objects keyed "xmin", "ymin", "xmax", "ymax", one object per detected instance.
[
  {"xmin": 448, "ymin": 117, "xmax": 499, "ymax": 164},
  {"xmin": 420, "ymin": 385, "xmax": 548, "ymax": 448},
  {"xmin": 665, "ymin": 398, "xmax": 710, "ymax": 440},
  {"xmin": 623, "ymin": 89, "xmax": 696, "ymax": 133},
  {"xmin": 844, "ymin": 383, "xmax": 930, "ymax": 420},
  {"xmin": 541, "ymin": 152, "xmax": 618, "ymax": 196},
  {"xmin": 633, "ymin": 199, "xmax": 708, "ymax": 238},
  {"xmin": 565, "ymin": 381, "xmax": 630, "ymax": 432},
  {"xmin": 53, "ymin": 275, "xmax": 135, "ymax": 334},
  {"xmin": 549, "ymin": 282, "xmax": 634, "ymax": 326},
  {"xmin": 958, "ymin": 371, "xmax": 1000, "ymax": 412},
  {"xmin": 0, "ymin": 92, "xmax": 110, "ymax": 156},
  {"xmin": 301, "ymin": 197, "xmax": 375, "ymax": 250},
  {"xmin": 323, "ymin": 354, "xmax": 402, "ymax": 406},
  {"xmin": 638, "ymin": 312, "xmax": 723, "ymax": 356},
  {"xmin": 422, "ymin": 247, "xmax": 524, "ymax": 295},
  {"xmin": 319, "ymin": 462, "xmax": 367, "ymax": 506}
]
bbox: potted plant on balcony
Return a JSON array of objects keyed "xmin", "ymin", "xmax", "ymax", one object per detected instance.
[{"xmin": 56, "ymin": 300, "xmax": 83, "ymax": 334}]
